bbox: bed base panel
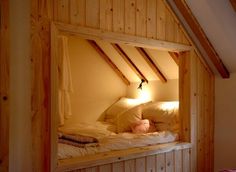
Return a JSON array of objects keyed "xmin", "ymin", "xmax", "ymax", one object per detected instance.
[{"xmin": 56, "ymin": 142, "xmax": 191, "ymax": 172}]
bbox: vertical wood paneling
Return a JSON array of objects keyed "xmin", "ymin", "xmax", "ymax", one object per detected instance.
[
  {"xmin": 125, "ymin": 0, "xmax": 136, "ymax": 35},
  {"xmin": 146, "ymin": 155, "xmax": 156, "ymax": 172},
  {"xmin": 99, "ymin": 164, "xmax": 112, "ymax": 172},
  {"xmin": 112, "ymin": 161, "xmax": 124, "ymax": 172},
  {"xmin": 85, "ymin": 167, "xmax": 98, "ymax": 172},
  {"xmin": 54, "ymin": 0, "xmax": 191, "ymax": 45},
  {"xmin": 0, "ymin": 0, "xmax": 9, "ymax": 171},
  {"xmin": 209, "ymin": 75, "xmax": 215, "ymax": 172},
  {"xmin": 156, "ymin": 154, "xmax": 165, "ymax": 172},
  {"xmin": 165, "ymin": 151, "xmax": 174, "ymax": 172},
  {"xmin": 147, "ymin": 0, "xmax": 157, "ymax": 39},
  {"xmin": 183, "ymin": 149, "xmax": 191, "ymax": 172},
  {"xmin": 136, "ymin": 157, "xmax": 145, "ymax": 172},
  {"xmin": 57, "ymin": 0, "xmax": 70, "ymax": 22},
  {"xmin": 156, "ymin": 0, "xmax": 166, "ymax": 40},
  {"xmin": 197, "ymin": 59, "xmax": 205, "ymax": 172},
  {"xmin": 124, "ymin": 159, "xmax": 135, "ymax": 172},
  {"xmin": 174, "ymin": 150, "xmax": 182, "ymax": 172},
  {"xmin": 190, "ymin": 51, "xmax": 198, "ymax": 172},
  {"xmin": 100, "ymin": 0, "xmax": 113, "ymax": 31},
  {"xmin": 165, "ymin": 9, "xmax": 175, "ymax": 42},
  {"xmin": 113, "ymin": 0, "xmax": 125, "ymax": 33},
  {"xmin": 136, "ymin": 0, "xmax": 147, "ymax": 37},
  {"xmin": 86, "ymin": 0, "xmax": 100, "ymax": 28},
  {"xmin": 31, "ymin": 0, "xmax": 51, "ymax": 171},
  {"xmin": 70, "ymin": 0, "xmax": 86, "ymax": 26}
]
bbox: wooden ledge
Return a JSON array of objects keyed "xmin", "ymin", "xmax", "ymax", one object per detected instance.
[
  {"xmin": 53, "ymin": 22, "xmax": 193, "ymax": 52},
  {"xmin": 56, "ymin": 142, "xmax": 191, "ymax": 172}
]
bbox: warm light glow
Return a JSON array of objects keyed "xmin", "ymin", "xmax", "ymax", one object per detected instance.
[
  {"xmin": 160, "ymin": 101, "xmax": 179, "ymax": 110},
  {"xmin": 137, "ymin": 86, "xmax": 151, "ymax": 103}
]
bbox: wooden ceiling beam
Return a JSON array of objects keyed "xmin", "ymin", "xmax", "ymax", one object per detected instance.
[
  {"xmin": 168, "ymin": 52, "xmax": 179, "ymax": 66},
  {"xmin": 230, "ymin": 0, "xmax": 236, "ymax": 12},
  {"xmin": 173, "ymin": 0, "xmax": 230, "ymax": 78},
  {"xmin": 87, "ymin": 40, "xmax": 130, "ymax": 86},
  {"xmin": 111, "ymin": 43, "xmax": 149, "ymax": 83},
  {"xmin": 136, "ymin": 48, "xmax": 167, "ymax": 83}
]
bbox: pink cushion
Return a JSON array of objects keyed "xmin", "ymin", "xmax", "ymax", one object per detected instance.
[{"xmin": 131, "ymin": 119, "xmax": 156, "ymax": 134}]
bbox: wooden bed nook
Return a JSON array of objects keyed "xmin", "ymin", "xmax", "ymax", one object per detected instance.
[{"xmin": 31, "ymin": 0, "xmax": 214, "ymax": 172}]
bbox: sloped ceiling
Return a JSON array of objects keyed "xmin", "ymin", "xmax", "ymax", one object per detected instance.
[
  {"xmin": 71, "ymin": 36, "xmax": 179, "ymax": 84},
  {"xmin": 95, "ymin": 40, "xmax": 178, "ymax": 83},
  {"xmin": 169, "ymin": 0, "xmax": 236, "ymax": 74}
]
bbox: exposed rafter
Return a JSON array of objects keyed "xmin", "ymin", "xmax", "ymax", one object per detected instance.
[
  {"xmin": 172, "ymin": 0, "xmax": 230, "ymax": 78},
  {"xmin": 230, "ymin": 0, "xmax": 236, "ymax": 12},
  {"xmin": 87, "ymin": 40, "xmax": 130, "ymax": 85},
  {"xmin": 111, "ymin": 43, "xmax": 149, "ymax": 83},
  {"xmin": 136, "ymin": 48, "xmax": 167, "ymax": 83},
  {"xmin": 168, "ymin": 52, "xmax": 179, "ymax": 66}
]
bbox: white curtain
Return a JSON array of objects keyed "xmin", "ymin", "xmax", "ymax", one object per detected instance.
[{"xmin": 58, "ymin": 36, "xmax": 73, "ymax": 126}]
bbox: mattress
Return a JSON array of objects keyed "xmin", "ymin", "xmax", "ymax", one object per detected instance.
[{"xmin": 58, "ymin": 122, "xmax": 178, "ymax": 159}]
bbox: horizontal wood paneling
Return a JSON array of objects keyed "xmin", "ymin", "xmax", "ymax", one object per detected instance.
[{"xmin": 54, "ymin": 0, "xmax": 190, "ymax": 45}]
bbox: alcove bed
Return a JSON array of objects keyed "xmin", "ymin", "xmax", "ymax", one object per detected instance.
[
  {"xmin": 51, "ymin": 22, "xmax": 194, "ymax": 172},
  {"xmin": 29, "ymin": 0, "xmax": 215, "ymax": 171}
]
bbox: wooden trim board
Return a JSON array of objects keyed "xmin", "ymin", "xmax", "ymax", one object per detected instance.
[
  {"xmin": 54, "ymin": 22, "xmax": 193, "ymax": 52},
  {"xmin": 0, "ymin": 0, "xmax": 10, "ymax": 171}
]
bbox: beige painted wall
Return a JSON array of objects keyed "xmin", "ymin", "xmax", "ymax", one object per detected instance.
[
  {"xmin": 126, "ymin": 80, "xmax": 179, "ymax": 102},
  {"xmin": 215, "ymin": 72, "xmax": 236, "ymax": 171},
  {"xmin": 65, "ymin": 37, "xmax": 127, "ymax": 124},
  {"xmin": 9, "ymin": 0, "xmax": 32, "ymax": 171}
]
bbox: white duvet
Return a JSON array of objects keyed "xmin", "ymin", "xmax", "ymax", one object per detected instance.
[{"xmin": 58, "ymin": 122, "xmax": 178, "ymax": 159}]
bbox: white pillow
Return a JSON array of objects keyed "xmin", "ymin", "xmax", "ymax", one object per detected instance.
[
  {"xmin": 116, "ymin": 104, "xmax": 144, "ymax": 133},
  {"xmin": 104, "ymin": 97, "xmax": 145, "ymax": 124},
  {"xmin": 142, "ymin": 101, "xmax": 179, "ymax": 132}
]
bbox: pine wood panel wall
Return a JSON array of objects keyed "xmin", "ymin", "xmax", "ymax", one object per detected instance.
[
  {"xmin": 68, "ymin": 149, "xmax": 191, "ymax": 172},
  {"xmin": 0, "ymin": 0, "xmax": 9, "ymax": 171},
  {"xmin": 31, "ymin": 0, "xmax": 52, "ymax": 171},
  {"xmin": 53, "ymin": 0, "xmax": 189, "ymax": 45},
  {"xmin": 179, "ymin": 51, "xmax": 214, "ymax": 172}
]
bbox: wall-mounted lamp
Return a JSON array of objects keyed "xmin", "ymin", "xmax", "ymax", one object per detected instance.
[{"xmin": 137, "ymin": 79, "xmax": 145, "ymax": 90}]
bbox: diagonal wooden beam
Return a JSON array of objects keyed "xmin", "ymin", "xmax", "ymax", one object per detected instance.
[
  {"xmin": 136, "ymin": 48, "xmax": 167, "ymax": 83},
  {"xmin": 87, "ymin": 40, "xmax": 130, "ymax": 85},
  {"xmin": 111, "ymin": 43, "xmax": 149, "ymax": 83},
  {"xmin": 230, "ymin": 0, "xmax": 236, "ymax": 12},
  {"xmin": 168, "ymin": 52, "xmax": 179, "ymax": 66},
  {"xmin": 173, "ymin": 0, "xmax": 229, "ymax": 78}
]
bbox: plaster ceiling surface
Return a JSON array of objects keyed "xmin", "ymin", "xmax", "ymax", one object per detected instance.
[{"xmin": 185, "ymin": 0, "xmax": 236, "ymax": 73}]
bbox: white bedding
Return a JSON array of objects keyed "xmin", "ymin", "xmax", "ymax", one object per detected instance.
[{"xmin": 58, "ymin": 122, "xmax": 178, "ymax": 159}]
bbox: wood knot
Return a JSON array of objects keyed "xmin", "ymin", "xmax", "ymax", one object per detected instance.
[
  {"xmin": 3, "ymin": 96, "xmax": 7, "ymax": 101},
  {"xmin": 167, "ymin": 162, "xmax": 171, "ymax": 166},
  {"xmin": 160, "ymin": 166, "xmax": 164, "ymax": 170}
]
